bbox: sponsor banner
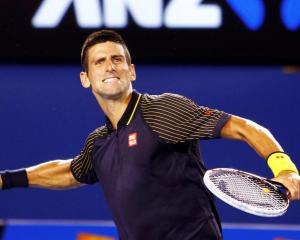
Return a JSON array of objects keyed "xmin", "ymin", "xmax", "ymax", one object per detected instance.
[
  {"xmin": 0, "ymin": 1, "xmax": 299, "ymax": 64},
  {"xmin": 1, "ymin": 221, "xmax": 300, "ymax": 240}
]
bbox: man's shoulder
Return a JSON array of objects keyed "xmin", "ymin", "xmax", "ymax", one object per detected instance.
[
  {"xmin": 87, "ymin": 125, "xmax": 109, "ymax": 141},
  {"xmin": 141, "ymin": 92, "xmax": 190, "ymax": 105}
]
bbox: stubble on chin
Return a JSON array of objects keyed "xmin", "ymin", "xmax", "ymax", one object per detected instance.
[{"xmin": 92, "ymin": 84, "xmax": 132, "ymax": 101}]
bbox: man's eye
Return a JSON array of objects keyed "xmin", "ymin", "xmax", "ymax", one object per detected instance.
[
  {"xmin": 95, "ymin": 59, "xmax": 104, "ymax": 65},
  {"xmin": 114, "ymin": 58, "xmax": 122, "ymax": 63}
]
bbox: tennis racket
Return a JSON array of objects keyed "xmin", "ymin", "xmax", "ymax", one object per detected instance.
[{"xmin": 203, "ymin": 168, "xmax": 289, "ymax": 217}]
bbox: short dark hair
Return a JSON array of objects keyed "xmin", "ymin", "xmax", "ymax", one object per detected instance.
[{"xmin": 81, "ymin": 30, "xmax": 132, "ymax": 71}]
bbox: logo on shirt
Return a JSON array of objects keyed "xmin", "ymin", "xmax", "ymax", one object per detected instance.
[
  {"xmin": 128, "ymin": 132, "xmax": 138, "ymax": 147},
  {"xmin": 204, "ymin": 109, "xmax": 214, "ymax": 116}
]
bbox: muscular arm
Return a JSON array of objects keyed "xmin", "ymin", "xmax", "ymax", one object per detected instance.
[
  {"xmin": 220, "ymin": 115, "xmax": 283, "ymax": 158},
  {"xmin": 1, "ymin": 159, "xmax": 83, "ymax": 190},
  {"xmin": 221, "ymin": 115, "xmax": 300, "ymax": 200}
]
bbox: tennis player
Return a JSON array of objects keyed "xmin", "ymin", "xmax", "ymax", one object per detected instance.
[{"xmin": 1, "ymin": 30, "xmax": 299, "ymax": 240}]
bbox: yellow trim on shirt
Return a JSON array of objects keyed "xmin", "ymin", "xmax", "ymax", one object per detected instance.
[{"xmin": 126, "ymin": 94, "xmax": 142, "ymax": 125}]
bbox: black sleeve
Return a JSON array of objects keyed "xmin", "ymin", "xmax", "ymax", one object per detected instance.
[
  {"xmin": 70, "ymin": 129, "xmax": 101, "ymax": 184},
  {"xmin": 141, "ymin": 93, "xmax": 231, "ymax": 144}
]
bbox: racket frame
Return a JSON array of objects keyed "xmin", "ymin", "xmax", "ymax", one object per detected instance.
[{"xmin": 203, "ymin": 168, "xmax": 289, "ymax": 217}]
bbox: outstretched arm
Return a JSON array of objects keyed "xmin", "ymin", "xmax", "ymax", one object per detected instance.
[
  {"xmin": 221, "ymin": 115, "xmax": 300, "ymax": 200},
  {"xmin": 1, "ymin": 159, "xmax": 83, "ymax": 190}
]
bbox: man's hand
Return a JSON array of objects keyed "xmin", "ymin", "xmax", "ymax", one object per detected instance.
[{"xmin": 273, "ymin": 171, "xmax": 300, "ymax": 200}]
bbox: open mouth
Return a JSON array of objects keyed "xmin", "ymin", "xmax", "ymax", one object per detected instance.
[{"xmin": 102, "ymin": 77, "xmax": 120, "ymax": 83}]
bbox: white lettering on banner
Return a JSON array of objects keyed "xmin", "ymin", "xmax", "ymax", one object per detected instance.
[
  {"xmin": 31, "ymin": 0, "xmax": 222, "ymax": 28},
  {"xmin": 104, "ymin": 0, "xmax": 162, "ymax": 28},
  {"xmin": 32, "ymin": 0, "xmax": 102, "ymax": 28},
  {"xmin": 165, "ymin": 0, "xmax": 221, "ymax": 28},
  {"xmin": 74, "ymin": 0, "xmax": 102, "ymax": 27}
]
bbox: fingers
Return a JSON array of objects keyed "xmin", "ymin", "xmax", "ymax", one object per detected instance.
[
  {"xmin": 274, "ymin": 172, "xmax": 300, "ymax": 200},
  {"xmin": 288, "ymin": 177, "xmax": 300, "ymax": 200}
]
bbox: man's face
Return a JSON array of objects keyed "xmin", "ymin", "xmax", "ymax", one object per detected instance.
[{"xmin": 80, "ymin": 41, "xmax": 135, "ymax": 100}]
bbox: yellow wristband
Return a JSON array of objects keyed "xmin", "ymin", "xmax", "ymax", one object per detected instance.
[{"xmin": 267, "ymin": 152, "xmax": 299, "ymax": 177}]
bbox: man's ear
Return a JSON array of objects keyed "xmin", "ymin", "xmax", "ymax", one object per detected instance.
[
  {"xmin": 129, "ymin": 64, "xmax": 136, "ymax": 82},
  {"xmin": 80, "ymin": 72, "xmax": 91, "ymax": 88}
]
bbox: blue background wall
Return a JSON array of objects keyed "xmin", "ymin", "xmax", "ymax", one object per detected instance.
[{"xmin": 0, "ymin": 65, "xmax": 299, "ymax": 224}]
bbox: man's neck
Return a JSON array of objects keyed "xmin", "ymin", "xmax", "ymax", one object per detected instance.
[{"xmin": 97, "ymin": 92, "xmax": 132, "ymax": 129}]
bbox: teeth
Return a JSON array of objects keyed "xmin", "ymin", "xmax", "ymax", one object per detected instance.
[{"xmin": 103, "ymin": 77, "xmax": 118, "ymax": 83}]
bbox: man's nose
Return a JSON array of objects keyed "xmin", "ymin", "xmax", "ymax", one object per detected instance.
[{"xmin": 106, "ymin": 60, "xmax": 116, "ymax": 71}]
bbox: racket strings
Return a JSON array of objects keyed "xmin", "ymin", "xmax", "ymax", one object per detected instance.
[{"xmin": 209, "ymin": 172, "xmax": 287, "ymax": 211}]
